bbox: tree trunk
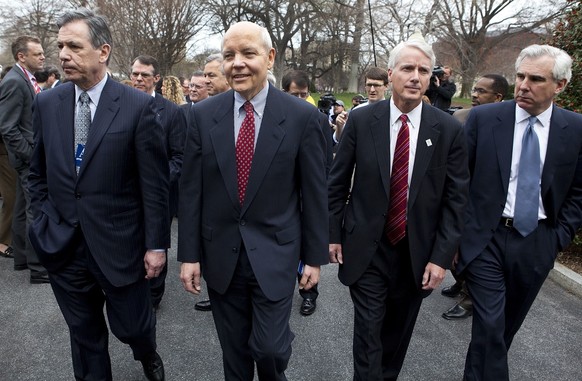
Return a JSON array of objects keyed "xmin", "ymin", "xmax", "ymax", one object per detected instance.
[{"xmin": 347, "ymin": 0, "xmax": 366, "ymax": 92}]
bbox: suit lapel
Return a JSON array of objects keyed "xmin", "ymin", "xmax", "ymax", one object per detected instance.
[
  {"xmin": 541, "ymin": 105, "xmax": 568, "ymax": 197},
  {"xmin": 209, "ymin": 93, "xmax": 239, "ymax": 209},
  {"xmin": 369, "ymin": 102, "xmax": 392, "ymax": 200},
  {"xmin": 79, "ymin": 78, "xmax": 120, "ymax": 177},
  {"xmin": 14, "ymin": 66, "xmax": 35, "ymax": 99},
  {"xmin": 242, "ymin": 90, "xmax": 285, "ymax": 215},
  {"xmin": 408, "ymin": 104, "xmax": 440, "ymax": 209},
  {"xmin": 56, "ymin": 84, "xmax": 76, "ymax": 175},
  {"xmin": 492, "ymin": 102, "xmax": 516, "ymax": 194}
]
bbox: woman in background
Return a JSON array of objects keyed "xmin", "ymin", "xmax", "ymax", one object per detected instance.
[{"xmin": 161, "ymin": 75, "xmax": 186, "ymax": 106}]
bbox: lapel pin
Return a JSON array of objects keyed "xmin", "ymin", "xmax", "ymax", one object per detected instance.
[{"xmin": 426, "ymin": 139, "xmax": 432, "ymax": 147}]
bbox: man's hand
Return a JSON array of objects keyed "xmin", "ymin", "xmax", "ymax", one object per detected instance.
[
  {"xmin": 421, "ymin": 262, "xmax": 446, "ymax": 290},
  {"xmin": 329, "ymin": 243, "xmax": 343, "ymax": 264},
  {"xmin": 180, "ymin": 262, "xmax": 201, "ymax": 295},
  {"xmin": 298, "ymin": 265, "xmax": 321, "ymax": 291},
  {"xmin": 335, "ymin": 111, "xmax": 348, "ymax": 140},
  {"xmin": 144, "ymin": 250, "xmax": 166, "ymax": 279}
]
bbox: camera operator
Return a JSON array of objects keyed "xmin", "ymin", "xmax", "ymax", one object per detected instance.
[{"xmin": 425, "ymin": 65, "xmax": 456, "ymax": 111}]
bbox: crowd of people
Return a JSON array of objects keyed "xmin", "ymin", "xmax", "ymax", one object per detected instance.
[{"xmin": 0, "ymin": 8, "xmax": 581, "ymax": 381}]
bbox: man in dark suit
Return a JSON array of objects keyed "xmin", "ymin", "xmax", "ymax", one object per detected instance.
[
  {"xmin": 441, "ymin": 73, "xmax": 510, "ymax": 321},
  {"xmin": 457, "ymin": 44, "xmax": 582, "ymax": 381},
  {"xmin": 328, "ymin": 37, "xmax": 469, "ymax": 380},
  {"xmin": 179, "ymin": 21, "xmax": 328, "ymax": 380},
  {"xmin": 28, "ymin": 9, "xmax": 169, "ymax": 381},
  {"xmin": 131, "ymin": 54, "xmax": 186, "ymax": 310},
  {"xmin": 0, "ymin": 35, "xmax": 48, "ymax": 282}
]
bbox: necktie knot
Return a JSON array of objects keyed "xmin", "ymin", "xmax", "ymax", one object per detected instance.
[
  {"xmin": 527, "ymin": 116, "xmax": 537, "ymax": 131},
  {"xmin": 399, "ymin": 114, "xmax": 409, "ymax": 124},
  {"xmin": 244, "ymin": 101, "xmax": 254, "ymax": 115},
  {"xmin": 80, "ymin": 92, "xmax": 91, "ymax": 106}
]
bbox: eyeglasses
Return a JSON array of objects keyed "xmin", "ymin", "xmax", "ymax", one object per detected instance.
[
  {"xmin": 130, "ymin": 72, "xmax": 154, "ymax": 79},
  {"xmin": 471, "ymin": 87, "xmax": 496, "ymax": 95},
  {"xmin": 365, "ymin": 83, "xmax": 386, "ymax": 89}
]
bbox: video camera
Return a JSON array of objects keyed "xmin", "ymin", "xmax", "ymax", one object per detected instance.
[
  {"xmin": 318, "ymin": 93, "xmax": 336, "ymax": 115},
  {"xmin": 431, "ymin": 66, "xmax": 445, "ymax": 83}
]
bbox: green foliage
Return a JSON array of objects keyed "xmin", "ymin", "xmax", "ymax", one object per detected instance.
[{"xmin": 550, "ymin": 0, "xmax": 582, "ymax": 113}]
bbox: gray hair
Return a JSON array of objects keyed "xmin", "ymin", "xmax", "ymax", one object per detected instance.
[
  {"xmin": 57, "ymin": 9, "xmax": 112, "ymax": 65},
  {"xmin": 388, "ymin": 40, "xmax": 435, "ymax": 70},
  {"xmin": 205, "ymin": 53, "xmax": 224, "ymax": 74},
  {"xmin": 205, "ymin": 53, "xmax": 223, "ymax": 65},
  {"xmin": 515, "ymin": 44, "xmax": 572, "ymax": 84},
  {"xmin": 220, "ymin": 22, "xmax": 273, "ymax": 52}
]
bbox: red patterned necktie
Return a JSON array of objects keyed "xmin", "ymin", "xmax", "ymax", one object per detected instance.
[
  {"xmin": 236, "ymin": 101, "xmax": 255, "ymax": 205},
  {"xmin": 31, "ymin": 76, "xmax": 42, "ymax": 94},
  {"xmin": 385, "ymin": 114, "xmax": 410, "ymax": 245},
  {"xmin": 21, "ymin": 67, "xmax": 42, "ymax": 94}
]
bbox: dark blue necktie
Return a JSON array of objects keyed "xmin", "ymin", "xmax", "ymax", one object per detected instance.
[{"xmin": 513, "ymin": 116, "xmax": 540, "ymax": 236}]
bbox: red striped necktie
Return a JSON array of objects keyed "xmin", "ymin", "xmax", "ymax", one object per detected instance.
[{"xmin": 385, "ymin": 114, "xmax": 410, "ymax": 245}]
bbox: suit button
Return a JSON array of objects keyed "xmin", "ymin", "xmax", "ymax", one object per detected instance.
[
  {"xmin": 374, "ymin": 240, "xmax": 378, "ymax": 245},
  {"xmin": 75, "ymin": 193, "xmax": 81, "ymax": 199},
  {"xmin": 232, "ymin": 247, "xmax": 238, "ymax": 253},
  {"xmin": 382, "ymin": 213, "xmax": 387, "ymax": 217},
  {"xmin": 72, "ymin": 220, "xmax": 79, "ymax": 228},
  {"xmin": 240, "ymin": 220, "xmax": 246, "ymax": 226}
]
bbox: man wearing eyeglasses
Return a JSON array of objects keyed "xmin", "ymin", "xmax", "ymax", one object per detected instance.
[
  {"xmin": 131, "ymin": 55, "xmax": 186, "ymax": 311},
  {"xmin": 188, "ymin": 71, "xmax": 208, "ymax": 104},
  {"xmin": 440, "ymin": 74, "xmax": 509, "ymax": 321},
  {"xmin": 335, "ymin": 67, "xmax": 388, "ymax": 142},
  {"xmin": 452, "ymin": 74, "xmax": 509, "ymax": 124}
]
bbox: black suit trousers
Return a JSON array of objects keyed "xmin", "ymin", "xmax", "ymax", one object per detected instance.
[
  {"xmin": 209, "ymin": 248, "xmax": 294, "ymax": 381},
  {"xmin": 463, "ymin": 220, "xmax": 557, "ymax": 381},
  {"xmin": 48, "ymin": 230, "xmax": 157, "ymax": 381},
  {"xmin": 12, "ymin": 166, "xmax": 44, "ymax": 272},
  {"xmin": 349, "ymin": 235, "xmax": 423, "ymax": 381}
]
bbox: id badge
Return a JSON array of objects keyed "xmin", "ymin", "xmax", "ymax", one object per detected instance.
[{"xmin": 75, "ymin": 143, "xmax": 85, "ymax": 171}]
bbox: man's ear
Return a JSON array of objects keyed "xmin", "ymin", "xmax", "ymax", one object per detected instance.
[{"xmin": 99, "ymin": 44, "xmax": 111, "ymax": 64}]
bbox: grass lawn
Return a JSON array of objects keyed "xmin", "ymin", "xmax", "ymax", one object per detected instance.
[{"xmin": 312, "ymin": 92, "xmax": 472, "ymax": 110}]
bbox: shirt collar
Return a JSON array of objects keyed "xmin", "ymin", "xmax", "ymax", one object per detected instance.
[
  {"xmin": 234, "ymin": 81, "xmax": 269, "ymax": 119},
  {"xmin": 75, "ymin": 74, "xmax": 108, "ymax": 107},
  {"xmin": 389, "ymin": 98, "xmax": 422, "ymax": 129},
  {"xmin": 515, "ymin": 103, "xmax": 553, "ymax": 128}
]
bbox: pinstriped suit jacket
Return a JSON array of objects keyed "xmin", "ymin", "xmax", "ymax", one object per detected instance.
[{"xmin": 29, "ymin": 77, "xmax": 170, "ymax": 287}]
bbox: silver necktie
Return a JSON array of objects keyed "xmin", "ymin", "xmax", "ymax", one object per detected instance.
[{"xmin": 74, "ymin": 92, "xmax": 91, "ymax": 173}]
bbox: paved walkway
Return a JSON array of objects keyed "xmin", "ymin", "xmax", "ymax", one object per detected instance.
[{"xmin": 1, "ymin": 221, "xmax": 581, "ymax": 380}]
